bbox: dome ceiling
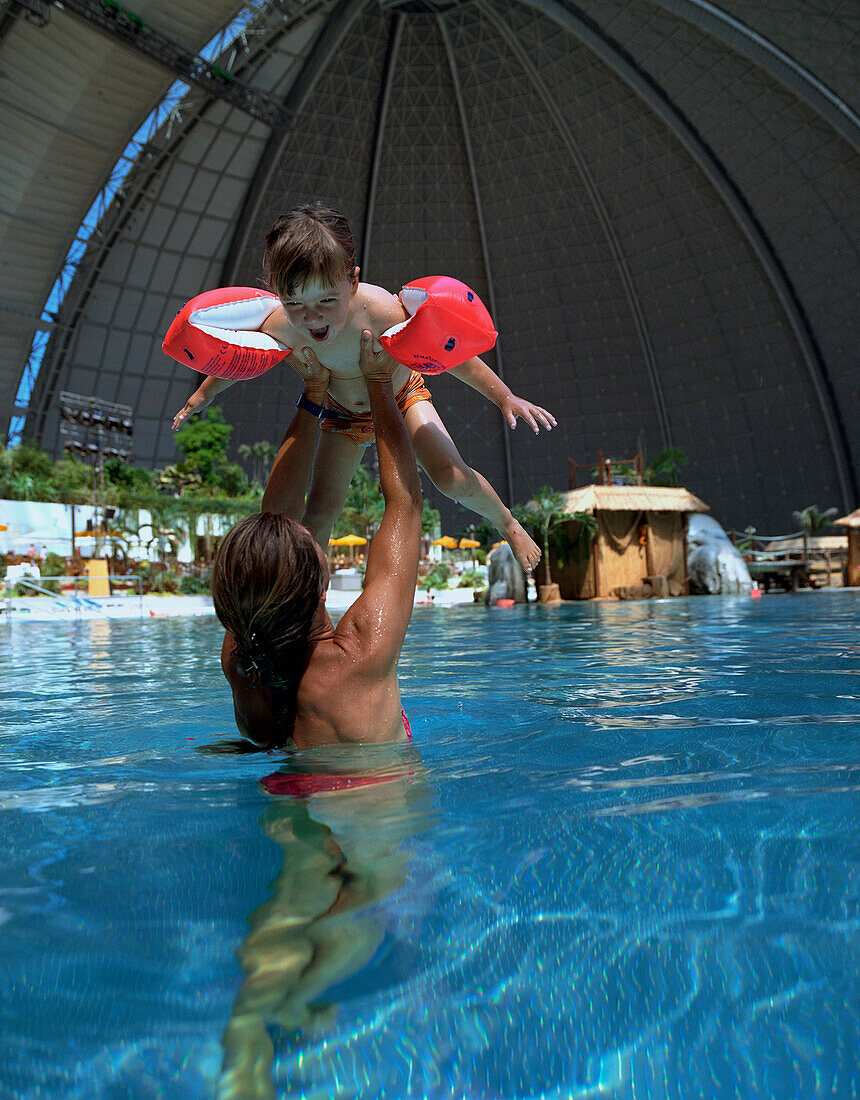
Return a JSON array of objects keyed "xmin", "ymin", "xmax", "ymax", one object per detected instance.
[{"xmin": 10, "ymin": 0, "xmax": 858, "ymax": 529}]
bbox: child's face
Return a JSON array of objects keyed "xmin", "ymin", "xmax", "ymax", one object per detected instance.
[{"xmin": 281, "ymin": 270, "xmax": 358, "ymax": 345}]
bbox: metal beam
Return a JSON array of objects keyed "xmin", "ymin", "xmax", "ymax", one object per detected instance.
[
  {"xmin": 520, "ymin": 0, "xmax": 856, "ymax": 510},
  {"xmin": 54, "ymin": 0, "xmax": 298, "ymax": 131},
  {"xmin": 360, "ymin": 12, "xmax": 403, "ymax": 274},
  {"xmin": 653, "ymin": 0, "xmax": 860, "ymax": 151},
  {"xmin": 476, "ymin": 0, "xmax": 673, "ymax": 450},
  {"xmin": 438, "ymin": 13, "xmax": 515, "ymax": 506},
  {"xmin": 221, "ymin": 0, "xmax": 371, "ymax": 285}
]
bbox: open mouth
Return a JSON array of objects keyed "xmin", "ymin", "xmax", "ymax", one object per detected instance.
[{"xmin": 308, "ymin": 324, "xmax": 329, "ymax": 342}]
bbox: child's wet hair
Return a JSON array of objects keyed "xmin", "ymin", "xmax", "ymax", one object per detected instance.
[{"xmin": 264, "ymin": 202, "xmax": 357, "ymax": 299}]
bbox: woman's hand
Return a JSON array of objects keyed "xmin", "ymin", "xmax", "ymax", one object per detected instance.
[
  {"xmin": 498, "ymin": 394, "xmax": 557, "ymax": 433},
  {"xmin": 358, "ymin": 329, "xmax": 397, "ymax": 385},
  {"xmin": 172, "ymin": 388, "xmax": 212, "ymax": 431},
  {"xmin": 289, "ymin": 347, "xmax": 331, "ymax": 405}
]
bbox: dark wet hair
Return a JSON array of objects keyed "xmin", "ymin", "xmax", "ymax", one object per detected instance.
[
  {"xmin": 210, "ymin": 513, "xmax": 326, "ymax": 700},
  {"xmin": 264, "ymin": 202, "xmax": 357, "ymax": 299}
]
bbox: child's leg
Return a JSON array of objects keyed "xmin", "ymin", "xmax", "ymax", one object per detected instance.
[
  {"xmin": 302, "ymin": 431, "xmax": 365, "ymax": 547},
  {"xmin": 405, "ymin": 402, "xmax": 541, "ymax": 573}
]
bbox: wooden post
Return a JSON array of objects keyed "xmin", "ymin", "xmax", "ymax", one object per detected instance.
[
  {"xmin": 644, "ymin": 512, "xmax": 653, "ymax": 577},
  {"xmin": 592, "ymin": 521, "xmax": 601, "ymax": 597},
  {"xmin": 848, "ymin": 531, "xmax": 859, "ymax": 587},
  {"xmin": 681, "ymin": 518, "xmax": 690, "ymax": 595}
]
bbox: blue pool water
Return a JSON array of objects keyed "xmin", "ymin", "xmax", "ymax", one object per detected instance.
[{"xmin": 1, "ymin": 593, "xmax": 857, "ymax": 1099}]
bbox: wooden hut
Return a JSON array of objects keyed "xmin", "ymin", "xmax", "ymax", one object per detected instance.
[
  {"xmin": 547, "ymin": 485, "xmax": 709, "ymax": 600},
  {"xmin": 835, "ymin": 509, "xmax": 860, "ymax": 587}
]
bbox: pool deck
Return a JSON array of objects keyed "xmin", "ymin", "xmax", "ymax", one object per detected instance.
[
  {"xmin": 0, "ymin": 584, "xmax": 490, "ymax": 621},
  {"xmin": 4, "ymin": 583, "xmax": 852, "ymax": 622}
]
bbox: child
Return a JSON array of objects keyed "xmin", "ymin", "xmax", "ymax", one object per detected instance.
[{"xmin": 171, "ymin": 202, "xmax": 556, "ymax": 572}]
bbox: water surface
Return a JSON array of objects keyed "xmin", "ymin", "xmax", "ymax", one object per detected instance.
[{"xmin": 0, "ymin": 593, "xmax": 857, "ymax": 1098}]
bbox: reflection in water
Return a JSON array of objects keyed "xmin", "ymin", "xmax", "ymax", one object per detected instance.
[
  {"xmin": 218, "ymin": 745, "xmax": 433, "ymax": 1100},
  {"xmin": 0, "ymin": 598, "xmax": 856, "ymax": 1097}
]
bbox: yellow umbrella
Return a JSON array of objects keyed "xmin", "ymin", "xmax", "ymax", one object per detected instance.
[
  {"xmin": 458, "ymin": 536, "xmax": 481, "ymax": 567},
  {"xmin": 329, "ymin": 533, "xmax": 368, "ymax": 561},
  {"xmin": 431, "ymin": 536, "xmax": 458, "ymax": 549},
  {"xmin": 0, "ymin": 524, "xmax": 7, "ymax": 532},
  {"xmin": 491, "ymin": 540, "xmax": 509, "ymax": 550},
  {"xmin": 330, "ymin": 534, "xmax": 367, "ymax": 546}
]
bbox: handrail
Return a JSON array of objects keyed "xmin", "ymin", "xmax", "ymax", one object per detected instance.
[
  {"xmin": 730, "ymin": 530, "xmax": 805, "ymax": 543},
  {"xmin": 70, "ymin": 574, "xmax": 144, "ymax": 618},
  {"xmin": 4, "ymin": 577, "xmax": 79, "ymax": 603},
  {"xmin": 3, "ymin": 574, "xmax": 144, "ymax": 618}
]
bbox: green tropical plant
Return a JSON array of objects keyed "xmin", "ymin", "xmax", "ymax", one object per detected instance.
[
  {"xmin": 158, "ymin": 464, "xmax": 204, "ymax": 495},
  {"xmin": 422, "ymin": 500, "xmax": 441, "ymax": 538},
  {"xmin": 792, "ymin": 505, "xmax": 837, "ymax": 537},
  {"xmin": 170, "ymin": 406, "xmax": 249, "ymax": 496},
  {"xmin": 9, "ymin": 472, "xmax": 36, "ymax": 500},
  {"xmin": 460, "ymin": 520, "xmax": 495, "ymax": 546},
  {"xmin": 179, "ymin": 573, "xmax": 209, "ymax": 595},
  {"xmin": 238, "ymin": 440, "xmax": 277, "ymax": 487},
  {"xmin": 458, "ymin": 568, "xmax": 486, "ymax": 589},
  {"xmin": 643, "ymin": 447, "xmax": 688, "ymax": 487},
  {"xmin": 333, "ymin": 463, "xmax": 386, "ymax": 538},
  {"xmin": 514, "ymin": 486, "xmax": 597, "ymax": 588},
  {"xmin": 52, "ymin": 456, "xmax": 94, "ymax": 504},
  {"xmin": 420, "ymin": 562, "xmax": 454, "ymax": 591},
  {"xmin": 150, "ymin": 569, "xmax": 180, "ymax": 594}
]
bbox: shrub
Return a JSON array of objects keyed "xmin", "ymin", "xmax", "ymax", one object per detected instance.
[
  {"xmin": 179, "ymin": 573, "xmax": 210, "ymax": 595},
  {"xmin": 150, "ymin": 570, "xmax": 180, "ymax": 595},
  {"xmin": 458, "ymin": 568, "xmax": 486, "ymax": 588},
  {"xmin": 41, "ymin": 552, "xmax": 67, "ymax": 578},
  {"xmin": 420, "ymin": 563, "xmax": 454, "ymax": 591}
]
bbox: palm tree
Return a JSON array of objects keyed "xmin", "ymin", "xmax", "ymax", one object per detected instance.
[
  {"xmin": 9, "ymin": 472, "xmax": 35, "ymax": 500},
  {"xmin": 793, "ymin": 505, "xmax": 838, "ymax": 537},
  {"xmin": 157, "ymin": 465, "xmax": 204, "ymax": 495},
  {"xmin": 644, "ymin": 447, "xmax": 688, "ymax": 486},
  {"xmin": 515, "ymin": 487, "xmax": 596, "ymax": 592},
  {"xmin": 793, "ymin": 504, "xmax": 838, "ymax": 562},
  {"xmin": 238, "ymin": 440, "xmax": 277, "ymax": 487}
]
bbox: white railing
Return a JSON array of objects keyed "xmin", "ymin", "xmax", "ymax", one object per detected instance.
[{"xmin": 2, "ymin": 575, "xmax": 144, "ymax": 618}]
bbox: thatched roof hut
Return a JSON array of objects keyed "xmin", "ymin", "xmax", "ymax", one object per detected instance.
[
  {"xmin": 560, "ymin": 485, "xmax": 709, "ymax": 516},
  {"xmin": 835, "ymin": 509, "xmax": 860, "ymax": 587},
  {"xmin": 550, "ymin": 485, "xmax": 709, "ymax": 600}
]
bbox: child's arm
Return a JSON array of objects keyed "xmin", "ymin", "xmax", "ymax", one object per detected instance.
[
  {"xmin": 172, "ymin": 375, "xmax": 236, "ymax": 431},
  {"xmin": 446, "ymin": 357, "xmax": 557, "ymax": 433}
]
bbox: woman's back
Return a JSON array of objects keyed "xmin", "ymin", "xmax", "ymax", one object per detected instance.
[{"xmin": 214, "ymin": 330, "xmax": 422, "ymax": 749}]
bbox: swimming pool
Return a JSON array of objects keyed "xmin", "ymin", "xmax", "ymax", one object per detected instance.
[{"xmin": 1, "ymin": 593, "xmax": 857, "ymax": 1099}]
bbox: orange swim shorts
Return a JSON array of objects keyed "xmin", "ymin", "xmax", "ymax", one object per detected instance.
[{"xmin": 320, "ymin": 370, "xmax": 432, "ymax": 447}]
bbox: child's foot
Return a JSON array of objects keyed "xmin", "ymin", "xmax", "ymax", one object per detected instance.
[{"xmin": 504, "ymin": 519, "xmax": 542, "ymax": 573}]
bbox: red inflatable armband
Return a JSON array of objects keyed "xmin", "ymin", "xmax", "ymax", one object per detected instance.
[
  {"xmin": 380, "ymin": 276, "xmax": 497, "ymax": 375},
  {"xmin": 162, "ymin": 287, "xmax": 291, "ymax": 380}
]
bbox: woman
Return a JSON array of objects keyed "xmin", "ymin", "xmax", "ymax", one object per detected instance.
[{"xmin": 210, "ymin": 330, "xmax": 422, "ymax": 748}]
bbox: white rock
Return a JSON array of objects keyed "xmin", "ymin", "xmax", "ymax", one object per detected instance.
[{"xmin": 687, "ymin": 514, "xmax": 752, "ymax": 594}]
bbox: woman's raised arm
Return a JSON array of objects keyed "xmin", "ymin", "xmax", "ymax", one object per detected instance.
[
  {"xmin": 340, "ymin": 332, "xmax": 422, "ymax": 662},
  {"xmin": 260, "ymin": 353, "xmax": 331, "ymax": 519}
]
